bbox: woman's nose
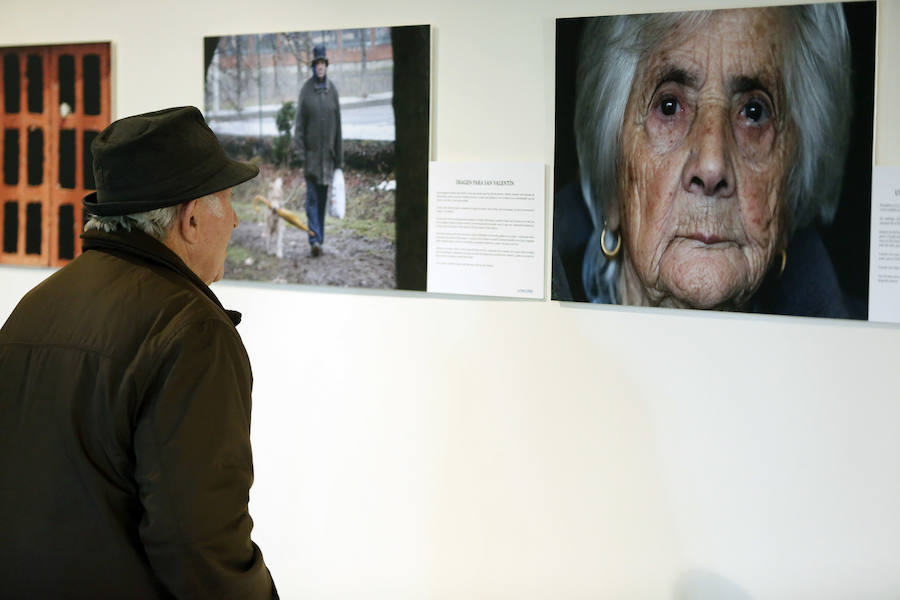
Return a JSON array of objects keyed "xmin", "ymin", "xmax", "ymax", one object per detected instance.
[{"xmin": 682, "ymin": 106, "xmax": 735, "ymax": 198}]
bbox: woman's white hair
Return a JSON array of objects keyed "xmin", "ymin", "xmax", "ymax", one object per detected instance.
[
  {"xmin": 574, "ymin": 5, "xmax": 852, "ymax": 303},
  {"xmin": 84, "ymin": 193, "xmax": 225, "ymax": 241}
]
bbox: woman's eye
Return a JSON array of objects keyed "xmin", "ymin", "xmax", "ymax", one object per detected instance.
[
  {"xmin": 658, "ymin": 97, "xmax": 680, "ymax": 117},
  {"xmin": 741, "ymin": 99, "xmax": 769, "ymax": 123}
]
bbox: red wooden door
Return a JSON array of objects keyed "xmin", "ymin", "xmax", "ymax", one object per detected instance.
[{"xmin": 0, "ymin": 42, "xmax": 110, "ymax": 267}]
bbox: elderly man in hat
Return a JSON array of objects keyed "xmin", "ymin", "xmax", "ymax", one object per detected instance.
[
  {"xmin": 294, "ymin": 43, "xmax": 343, "ymax": 257},
  {"xmin": 0, "ymin": 106, "xmax": 278, "ymax": 598}
]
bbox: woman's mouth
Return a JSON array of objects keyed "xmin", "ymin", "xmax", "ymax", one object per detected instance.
[{"xmin": 686, "ymin": 232, "xmax": 726, "ymax": 245}]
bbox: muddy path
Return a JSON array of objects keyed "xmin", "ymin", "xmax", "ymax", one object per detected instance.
[
  {"xmin": 225, "ymin": 215, "xmax": 396, "ymax": 289},
  {"xmin": 222, "ymin": 164, "xmax": 398, "ymax": 289}
]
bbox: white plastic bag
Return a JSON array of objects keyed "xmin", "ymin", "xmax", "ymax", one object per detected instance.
[{"xmin": 328, "ymin": 168, "xmax": 346, "ymax": 219}]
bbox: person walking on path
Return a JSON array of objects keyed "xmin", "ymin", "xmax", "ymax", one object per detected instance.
[{"xmin": 294, "ymin": 43, "xmax": 343, "ymax": 257}]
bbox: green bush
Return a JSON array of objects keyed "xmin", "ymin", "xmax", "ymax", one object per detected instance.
[{"xmin": 273, "ymin": 101, "xmax": 296, "ymax": 167}]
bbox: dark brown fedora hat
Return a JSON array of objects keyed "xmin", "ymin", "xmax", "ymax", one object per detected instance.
[{"xmin": 83, "ymin": 106, "xmax": 258, "ymax": 217}]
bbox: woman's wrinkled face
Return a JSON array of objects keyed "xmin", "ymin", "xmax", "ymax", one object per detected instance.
[{"xmin": 616, "ymin": 8, "xmax": 795, "ymax": 310}]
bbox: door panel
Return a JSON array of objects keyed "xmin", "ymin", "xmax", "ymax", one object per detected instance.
[{"xmin": 0, "ymin": 47, "xmax": 50, "ymax": 265}]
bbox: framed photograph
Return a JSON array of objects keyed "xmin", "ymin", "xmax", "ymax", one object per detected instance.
[
  {"xmin": 552, "ymin": 3, "xmax": 875, "ymax": 320},
  {"xmin": 204, "ymin": 25, "xmax": 430, "ymax": 291},
  {"xmin": 0, "ymin": 43, "xmax": 111, "ymax": 268}
]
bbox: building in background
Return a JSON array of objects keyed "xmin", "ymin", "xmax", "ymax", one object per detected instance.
[{"xmin": 206, "ymin": 29, "xmax": 394, "ymax": 141}]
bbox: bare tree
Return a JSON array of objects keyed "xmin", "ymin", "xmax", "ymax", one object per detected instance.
[
  {"xmin": 211, "ymin": 36, "xmax": 249, "ymax": 114},
  {"xmin": 280, "ymin": 31, "xmax": 313, "ymax": 90},
  {"xmin": 234, "ymin": 36, "xmax": 244, "ymax": 111},
  {"xmin": 358, "ymin": 28, "xmax": 368, "ymax": 98}
]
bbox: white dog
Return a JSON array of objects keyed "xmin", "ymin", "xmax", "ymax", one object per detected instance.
[{"xmin": 264, "ymin": 177, "xmax": 285, "ymax": 258}]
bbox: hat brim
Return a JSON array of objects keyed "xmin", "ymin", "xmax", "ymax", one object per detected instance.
[{"xmin": 84, "ymin": 158, "xmax": 258, "ymax": 217}]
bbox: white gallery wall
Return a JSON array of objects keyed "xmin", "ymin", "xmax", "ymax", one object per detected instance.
[{"xmin": 2, "ymin": 0, "xmax": 899, "ymax": 598}]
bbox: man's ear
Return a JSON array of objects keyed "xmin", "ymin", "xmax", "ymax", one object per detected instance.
[{"xmin": 179, "ymin": 199, "xmax": 200, "ymax": 244}]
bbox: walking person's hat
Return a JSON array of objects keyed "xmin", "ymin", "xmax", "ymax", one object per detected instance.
[
  {"xmin": 83, "ymin": 106, "xmax": 258, "ymax": 217},
  {"xmin": 311, "ymin": 44, "xmax": 329, "ymax": 67}
]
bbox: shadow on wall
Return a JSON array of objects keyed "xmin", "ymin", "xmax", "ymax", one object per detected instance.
[{"xmin": 675, "ymin": 570, "xmax": 753, "ymax": 600}]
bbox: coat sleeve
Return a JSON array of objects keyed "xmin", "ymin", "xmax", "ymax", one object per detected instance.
[
  {"xmin": 293, "ymin": 86, "xmax": 306, "ymax": 162},
  {"xmin": 333, "ymin": 83, "xmax": 343, "ymax": 170},
  {"xmin": 133, "ymin": 318, "xmax": 277, "ymax": 599}
]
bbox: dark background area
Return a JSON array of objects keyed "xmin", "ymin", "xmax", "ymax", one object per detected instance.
[
  {"xmin": 554, "ymin": 2, "xmax": 876, "ymax": 316},
  {"xmin": 392, "ymin": 25, "xmax": 430, "ymax": 291}
]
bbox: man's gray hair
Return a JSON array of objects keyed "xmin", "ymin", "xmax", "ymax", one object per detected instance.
[
  {"xmin": 573, "ymin": 5, "xmax": 852, "ymax": 302},
  {"xmin": 84, "ymin": 193, "xmax": 225, "ymax": 241}
]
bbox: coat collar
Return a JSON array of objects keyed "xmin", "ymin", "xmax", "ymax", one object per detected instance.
[
  {"xmin": 80, "ymin": 229, "xmax": 242, "ymax": 326},
  {"xmin": 312, "ymin": 75, "xmax": 329, "ymax": 90}
]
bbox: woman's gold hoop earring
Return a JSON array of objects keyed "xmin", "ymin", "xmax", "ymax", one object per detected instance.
[
  {"xmin": 600, "ymin": 223, "xmax": 621, "ymax": 259},
  {"xmin": 777, "ymin": 249, "xmax": 787, "ymax": 278}
]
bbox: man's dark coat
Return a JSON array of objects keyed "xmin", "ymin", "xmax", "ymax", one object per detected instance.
[{"xmin": 0, "ymin": 229, "xmax": 276, "ymax": 598}]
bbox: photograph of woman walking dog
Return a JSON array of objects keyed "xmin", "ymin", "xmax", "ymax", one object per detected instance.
[{"xmin": 204, "ymin": 25, "xmax": 430, "ymax": 290}]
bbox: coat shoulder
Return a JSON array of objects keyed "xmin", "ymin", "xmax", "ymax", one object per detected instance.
[{"xmin": 1, "ymin": 249, "xmax": 235, "ymax": 363}]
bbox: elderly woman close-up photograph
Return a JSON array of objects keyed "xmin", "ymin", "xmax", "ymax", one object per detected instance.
[{"xmin": 552, "ymin": 2, "xmax": 875, "ymax": 319}]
